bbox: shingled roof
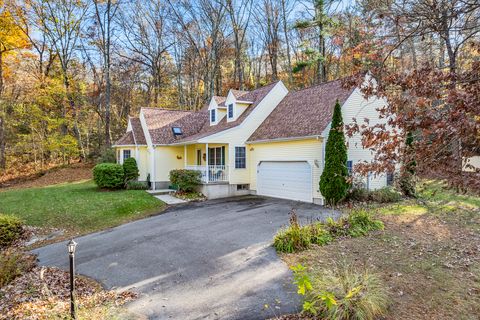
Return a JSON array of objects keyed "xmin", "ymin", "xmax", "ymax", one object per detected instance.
[
  {"xmin": 174, "ymin": 81, "xmax": 279, "ymax": 143},
  {"xmin": 115, "ymin": 131, "xmax": 135, "ymax": 145},
  {"xmin": 141, "ymin": 108, "xmax": 209, "ymax": 145},
  {"xmin": 130, "ymin": 118, "xmax": 146, "ymax": 145},
  {"xmin": 247, "ymin": 79, "xmax": 355, "ymax": 142},
  {"xmin": 114, "ymin": 117, "xmax": 146, "ymax": 146}
]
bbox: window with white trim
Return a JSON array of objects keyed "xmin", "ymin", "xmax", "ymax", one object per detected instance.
[
  {"xmin": 228, "ymin": 103, "xmax": 234, "ymax": 118},
  {"xmin": 123, "ymin": 149, "xmax": 131, "ymax": 161},
  {"xmin": 210, "ymin": 109, "xmax": 216, "ymax": 123},
  {"xmin": 235, "ymin": 147, "xmax": 246, "ymax": 169},
  {"xmin": 347, "ymin": 160, "xmax": 353, "ymax": 175}
]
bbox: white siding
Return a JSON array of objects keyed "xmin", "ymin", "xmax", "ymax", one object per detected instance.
[
  {"xmin": 248, "ymin": 139, "xmax": 324, "ymax": 201},
  {"xmin": 322, "ymin": 87, "xmax": 390, "ymax": 190},
  {"xmin": 199, "ymin": 82, "xmax": 289, "ymax": 184}
]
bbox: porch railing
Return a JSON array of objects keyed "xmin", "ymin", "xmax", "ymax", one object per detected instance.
[{"xmin": 185, "ymin": 165, "xmax": 229, "ymax": 183}]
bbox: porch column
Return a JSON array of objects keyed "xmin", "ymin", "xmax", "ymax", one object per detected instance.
[
  {"xmin": 184, "ymin": 145, "xmax": 187, "ymax": 168},
  {"xmin": 205, "ymin": 143, "xmax": 209, "ymax": 183}
]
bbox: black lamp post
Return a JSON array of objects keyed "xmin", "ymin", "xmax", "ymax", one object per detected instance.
[{"xmin": 67, "ymin": 239, "xmax": 77, "ymax": 319}]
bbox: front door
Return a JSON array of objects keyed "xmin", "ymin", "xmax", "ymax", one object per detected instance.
[{"xmin": 196, "ymin": 149, "xmax": 202, "ymax": 165}]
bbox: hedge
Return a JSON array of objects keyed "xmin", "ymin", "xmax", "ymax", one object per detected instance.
[
  {"xmin": 93, "ymin": 163, "xmax": 125, "ymax": 189},
  {"xmin": 169, "ymin": 169, "xmax": 202, "ymax": 192}
]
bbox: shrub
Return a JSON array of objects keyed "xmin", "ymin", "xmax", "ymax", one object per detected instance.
[
  {"xmin": 274, "ymin": 210, "xmax": 383, "ymax": 253},
  {"xmin": 274, "ymin": 210, "xmax": 332, "ymax": 253},
  {"xmin": 123, "ymin": 158, "xmax": 139, "ymax": 183},
  {"xmin": 0, "ymin": 250, "xmax": 36, "ymax": 287},
  {"xmin": 126, "ymin": 180, "xmax": 148, "ymax": 190},
  {"xmin": 169, "ymin": 169, "xmax": 201, "ymax": 192},
  {"xmin": 320, "ymin": 100, "xmax": 349, "ymax": 205},
  {"xmin": 345, "ymin": 185, "xmax": 402, "ymax": 204},
  {"xmin": 346, "ymin": 210, "xmax": 384, "ymax": 237},
  {"xmin": 292, "ymin": 263, "xmax": 389, "ymax": 320},
  {"xmin": 93, "ymin": 163, "xmax": 125, "ymax": 189},
  {"xmin": 96, "ymin": 148, "xmax": 117, "ymax": 164},
  {"xmin": 370, "ymin": 187, "xmax": 402, "ymax": 203},
  {"xmin": 345, "ymin": 180, "xmax": 370, "ymax": 202},
  {"xmin": 0, "ymin": 215, "xmax": 24, "ymax": 248}
]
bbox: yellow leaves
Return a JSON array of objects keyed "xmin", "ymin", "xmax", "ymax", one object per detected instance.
[
  {"xmin": 345, "ymin": 285, "xmax": 362, "ymax": 299},
  {"xmin": 0, "ymin": 3, "xmax": 30, "ymax": 53}
]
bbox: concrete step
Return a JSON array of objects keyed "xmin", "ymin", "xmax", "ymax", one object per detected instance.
[{"xmin": 146, "ymin": 189, "xmax": 176, "ymax": 196}]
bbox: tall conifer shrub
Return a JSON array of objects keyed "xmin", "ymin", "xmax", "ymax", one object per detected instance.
[{"xmin": 320, "ymin": 100, "xmax": 349, "ymax": 205}]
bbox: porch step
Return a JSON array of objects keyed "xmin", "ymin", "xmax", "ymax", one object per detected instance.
[{"xmin": 146, "ymin": 189, "xmax": 176, "ymax": 196}]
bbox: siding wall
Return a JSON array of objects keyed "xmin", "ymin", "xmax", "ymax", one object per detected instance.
[
  {"xmin": 200, "ymin": 82, "xmax": 289, "ymax": 184},
  {"xmin": 115, "ymin": 146, "xmax": 149, "ymax": 181},
  {"xmin": 322, "ymin": 87, "xmax": 390, "ymax": 190},
  {"xmin": 154, "ymin": 146, "xmax": 185, "ymax": 182},
  {"xmin": 463, "ymin": 156, "xmax": 480, "ymax": 172},
  {"xmin": 247, "ymin": 139, "xmax": 324, "ymax": 201}
]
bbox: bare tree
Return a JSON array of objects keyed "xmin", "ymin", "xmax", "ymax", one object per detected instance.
[
  {"xmin": 117, "ymin": 0, "xmax": 174, "ymax": 107},
  {"xmin": 32, "ymin": 0, "xmax": 88, "ymax": 159},
  {"xmin": 92, "ymin": 0, "xmax": 120, "ymax": 147},
  {"xmin": 224, "ymin": 0, "xmax": 252, "ymax": 89}
]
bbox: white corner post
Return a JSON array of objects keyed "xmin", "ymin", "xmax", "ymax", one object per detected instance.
[
  {"xmin": 205, "ymin": 143, "xmax": 209, "ymax": 183},
  {"xmin": 150, "ymin": 147, "xmax": 156, "ymax": 190},
  {"xmin": 184, "ymin": 145, "xmax": 187, "ymax": 168}
]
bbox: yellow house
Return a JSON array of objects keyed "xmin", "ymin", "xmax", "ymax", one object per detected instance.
[{"xmin": 114, "ymin": 78, "xmax": 391, "ymax": 204}]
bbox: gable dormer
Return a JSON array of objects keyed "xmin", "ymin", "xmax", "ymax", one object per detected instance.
[
  {"xmin": 225, "ymin": 90, "xmax": 253, "ymax": 123},
  {"xmin": 208, "ymin": 96, "xmax": 227, "ymax": 126}
]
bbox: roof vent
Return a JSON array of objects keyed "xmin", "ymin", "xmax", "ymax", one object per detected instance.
[{"xmin": 172, "ymin": 127, "xmax": 183, "ymax": 136}]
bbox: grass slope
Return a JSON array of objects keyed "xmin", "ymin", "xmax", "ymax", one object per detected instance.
[
  {"xmin": 283, "ymin": 181, "xmax": 480, "ymax": 319},
  {"xmin": 0, "ymin": 180, "xmax": 164, "ymax": 237}
]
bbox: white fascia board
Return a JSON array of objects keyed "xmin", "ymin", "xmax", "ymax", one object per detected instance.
[
  {"xmin": 198, "ymin": 81, "xmax": 287, "ymax": 142},
  {"xmin": 139, "ymin": 109, "xmax": 154, "ymax": 149},
  {"xmin": 207, "ymin": 97, "xmax": 218, "ymax": 110},
  {"xmin": 246, "ymin": 135, "xmax": 322, "ymax": 144},
  {"xmin": 112, "ymin": 144, "xmax": 138, "ymax": 147}
]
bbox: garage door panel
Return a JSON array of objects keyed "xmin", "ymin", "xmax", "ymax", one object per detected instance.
[{"xmin": 257, "ymin": 161, "xmax": 312, "ymax": 203}]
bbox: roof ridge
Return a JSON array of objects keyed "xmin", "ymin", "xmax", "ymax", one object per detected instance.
[
  {"xmin": 291, "ymin": 78, "xmax": 349, "ymax": 94},
  {"xmin": 141, "ymin": 107, "xmax": 195, "ymax": 113}
]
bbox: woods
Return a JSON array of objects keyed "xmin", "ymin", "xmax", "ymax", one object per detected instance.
[{"xmin": 0, "ymin": 0, "xmax": 479, "ymax": 190}]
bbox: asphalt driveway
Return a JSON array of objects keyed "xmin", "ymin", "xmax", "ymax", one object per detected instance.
[{"xmin": 33, "ymin": 196, "xmax": 339, "ymax": 320}]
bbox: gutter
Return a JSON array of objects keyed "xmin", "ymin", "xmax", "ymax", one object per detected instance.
[{"xmin": 246, "ymin": 135, "xmax": 323, "ymax": 144}]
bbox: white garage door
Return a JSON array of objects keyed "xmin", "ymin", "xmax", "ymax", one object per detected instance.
[{"xmin": 257, "ymin": 161, "xmax": 312, "ymax": 203}]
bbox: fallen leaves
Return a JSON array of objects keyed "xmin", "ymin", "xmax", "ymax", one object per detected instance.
[{"xmin": 0, "ymin": 265, "xmax": 137, "ymax": 320}]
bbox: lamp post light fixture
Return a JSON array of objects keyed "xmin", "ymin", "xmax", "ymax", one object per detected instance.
[{"xmin": 67, "ymin": 239, "xmax": 77, "ymax": 319}]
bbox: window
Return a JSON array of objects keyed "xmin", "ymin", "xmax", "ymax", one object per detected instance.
[
  {"xmin": 235, "ymin": 147, "xmax": 246, "ymax": 169},
  {"xmin": 210, "ymin": 109, "xmax": 216, "ymax": 122},
  {"xmin": 123, "ymin": 149, "xmax": 131, "ymax": 160},
  {"xmin": 172, "ymin": 127, "xmax": 182, "ymax": 135},
  {"xmin": 228, "ymin": 103, "xmax": 234, "ymax": 118},
  {"xmin": 208, "ymin": 147, "xmax": 225, "ymax": 166},
  {"xmin": 347, "ymin": 160, "xmax": 353, "ymax": 175},
  {"xmin": 237, "ymin": 184, "xmax": 249, "ymax": 190},
  {"xmin": 387, "ymin": 172, "xmax": 394, "ymax": 186}
]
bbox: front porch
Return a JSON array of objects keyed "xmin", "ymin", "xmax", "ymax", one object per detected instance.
[
  {"xmin": 183, "ymin": 143, "xmax": 229, "ymax": 184},
  {"xmin": 185, "ymin": 165, "xmax": 229, "ymax": 183}
]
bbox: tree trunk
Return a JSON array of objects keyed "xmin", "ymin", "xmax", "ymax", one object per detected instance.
[
  {"xmin": 63, "ymin": 74, "xmax": 86, "ymax": 160},
  {"xmin": 104, "ymin": 0, "xmax": 112, "ymax": 147},
  {"xmin": 0, "ymin": 50, "xmax": 6, "ymax": 170},
  {"xmin": 315, "ymin": 0, "xmax": 326, "ymax": 83},
  {"xmin": 281, "ymin": 0, "xmax": 293, "ymax": 85}
]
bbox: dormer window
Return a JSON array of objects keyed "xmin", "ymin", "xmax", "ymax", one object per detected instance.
[
  {"xmin": 228, "ymin": 103, "xmax": 234, "ymax": 118},
  {"xmin": 210, "ymin": 109, "xmax": 216, "ymax": 123},
  {"xmin": 172, "ymin": 127, "xmax": 182, "ymax": 136}
]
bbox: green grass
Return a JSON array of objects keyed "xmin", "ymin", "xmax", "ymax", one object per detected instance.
[{"xmin": 0, "ymin": 180, "xmax": 164, "ymax": 236}]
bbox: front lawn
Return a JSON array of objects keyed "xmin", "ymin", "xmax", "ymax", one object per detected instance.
[
  {"xmin": 281, "ymin": 181, "xmax": 480, "ymax": 319},
  {"xmin": 0, "ymin": 180, "xmax": 164, "ymax": 240}
]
